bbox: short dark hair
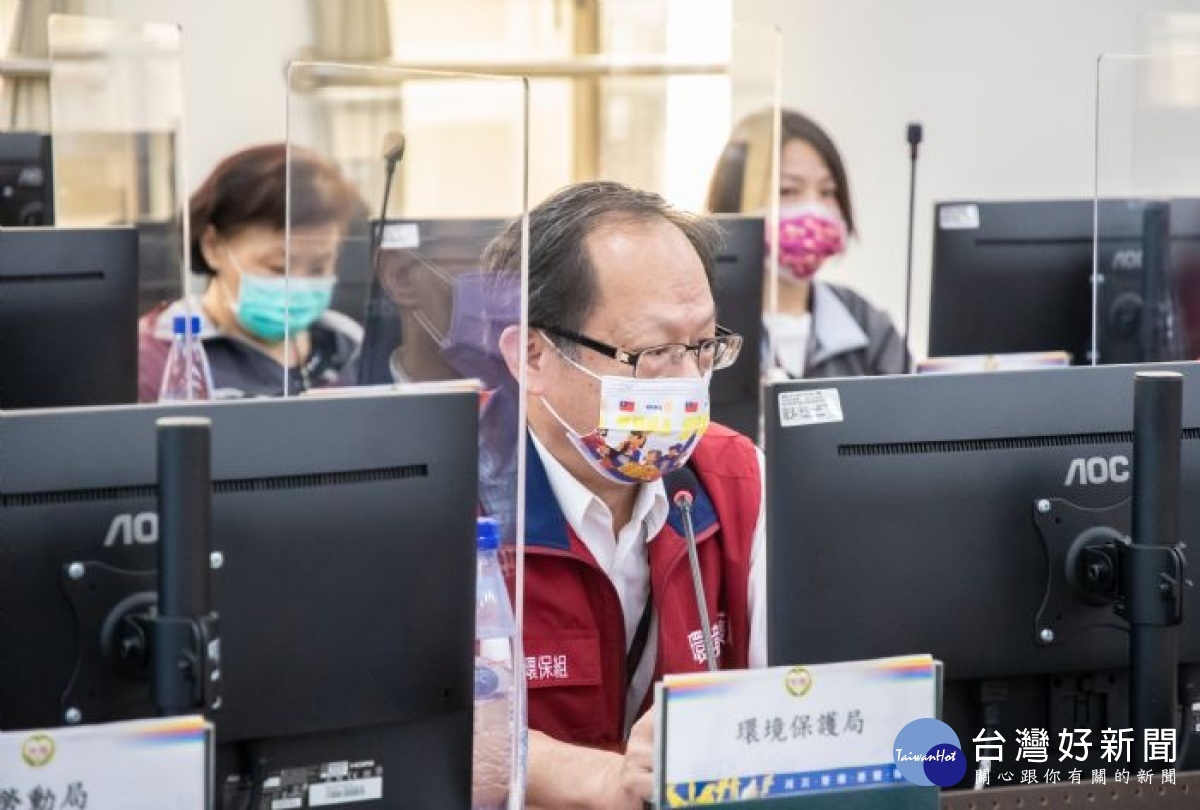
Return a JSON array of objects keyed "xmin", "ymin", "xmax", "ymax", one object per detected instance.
[
  {"xmin": 481, "ymin": 181, "xmax": 719, "ymax": 356},
  {"xmin": 189, "ymin": 142, "xmax": 361, "ymax": 274},
  {"xmin": 706, "ymin": 108, "xmax": 856, "ymax": 235}
]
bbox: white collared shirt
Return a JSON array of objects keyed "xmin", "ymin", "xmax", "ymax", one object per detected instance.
[
  {"xmin": 529, "ymin": 432, "xmax": 767, "ymax": 732},
  {"xmin": 764, "ymin": 311, "xmax": 813, "ymax": 378}
]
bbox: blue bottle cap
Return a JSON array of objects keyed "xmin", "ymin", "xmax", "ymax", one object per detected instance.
[
  {"xmin": 476, "ymin": 516, "xmax": 501, "ymax": 551},
  {"xmin": 474, "ymin": 664, "xmax": 501, "ymax": 699},
  {"xmin": 172, "ymin": 315, "xmax": 187, "ymax": 335},
  {"xmin": 190, "ymin": 315, "xmax": 202, "ymax": 336}
]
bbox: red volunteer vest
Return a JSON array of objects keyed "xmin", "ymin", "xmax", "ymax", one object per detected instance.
[{"xmin": 514, "ymin": 424, "xmax": 760, "ymax": 750}]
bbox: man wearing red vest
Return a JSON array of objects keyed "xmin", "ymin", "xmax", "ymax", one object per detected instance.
[{"xmin": 490, "ymin": 181, "xmax": 766, "ymax": 809}]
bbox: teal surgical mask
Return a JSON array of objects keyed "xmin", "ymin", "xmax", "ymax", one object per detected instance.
[{"xmin": 223, "ymin": 248, "xmax": 335, "ymax": 342}]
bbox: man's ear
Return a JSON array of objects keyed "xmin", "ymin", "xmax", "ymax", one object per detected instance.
[
  {"xmin": 375, "ymin": 250, "xmax": 411, "ymax": 305},
  {"xmin": 498, "ymin": 325, "xmax": 550, "ymax": 396}
]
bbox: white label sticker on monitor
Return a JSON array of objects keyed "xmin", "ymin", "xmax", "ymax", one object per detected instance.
[
  {"xmin": 308, "ymin": 776, "xmax": 383, "ymax": 806},
  {"xmin": 321, "ymin": 761, "xmax": 350, "ymax": 779},
  {"xmin": 380, "ymin": 222, "xmax": 420, "ymax": 249},
  {"xmin": 778, "ymin": 389, "xmax": 843, "ymax": 427},
  {"xmin": 938, "ymin": 204, "xmax": 980, "ymax": 230}
]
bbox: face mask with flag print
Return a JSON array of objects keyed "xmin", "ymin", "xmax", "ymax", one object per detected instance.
[{"xmin": 543, "ymin": 371, "xmax": 711, "ymax": 485}]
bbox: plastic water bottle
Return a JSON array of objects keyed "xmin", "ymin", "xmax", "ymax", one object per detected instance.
[
  {"xmin": 473, "ymin": 517, "xmax": 516, "ymax": 810},
  {"xmin": 159, "ymin": 315, "xmax": 214, "ymax": 402}
]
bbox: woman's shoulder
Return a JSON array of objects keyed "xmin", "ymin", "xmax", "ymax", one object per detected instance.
[
  {"xmin": 820, "ymin": 281, "xmax": 880, "ymax": 314},
  {"xmin": 815, "ymin": 282, "xmax": 909, "ymax": 375},
  {"xmin": 818, "ymin": 282, "xmax": 898, "ymax": 332}
]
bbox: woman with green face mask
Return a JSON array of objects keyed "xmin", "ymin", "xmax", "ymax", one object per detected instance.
[{"xmin": 137, "ymin": 143, "xmax": 364, "ymax": 401}]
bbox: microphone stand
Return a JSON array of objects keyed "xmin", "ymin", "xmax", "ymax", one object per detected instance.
[
  {"xmin": 675, "ymin": 493, "xmax": 718, "ymax": 674},
  {"xmin": 371, "ymin": 135, "xmax": 406, "ymax": 265},
  {"xmin": 903, "ymin": 122, "xmax": 923, "ymax": 373}
]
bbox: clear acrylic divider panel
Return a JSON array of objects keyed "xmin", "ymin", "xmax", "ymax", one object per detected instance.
[
  {"xmin": 590, "ymin": 7, "xmax": 781, "ymax": 430},
  {"xmin": 48, "ymin": 14, "xmax": 187, "ymax": 360},
  {"xmin": 729, "ymin": 23, "xmax": 782, "ymax": 379},
  {"xmin": 588, "ymin": 9, "xmax": 782, "ymax": 215},
  {"xmin": 1095, "ymin": 53, "xmax": 1200, "ymax": 367},
  {"xmin": 286, "ymin": 61, "xmax": 530, "ymax": 808}
]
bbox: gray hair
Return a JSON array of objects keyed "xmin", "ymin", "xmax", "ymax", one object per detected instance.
[{"xmin": 481, "ymin": 180, "xmax": 719, "ymax": 357}]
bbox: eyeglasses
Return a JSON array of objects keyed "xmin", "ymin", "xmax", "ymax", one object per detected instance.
[{"xmin": 538, "ymin": 324, "xmax": 743, "ymax": 378}]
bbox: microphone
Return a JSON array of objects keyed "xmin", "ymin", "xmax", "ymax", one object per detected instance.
[
  {"xmin": 382, "ymin": 131, "xmax": 406, "ymax": 167},
  {"xmin": 906, "ymin": 122, "xmax": 922, "ymax": 160},
  {"xmin": 671, "ymin": 482, "xmax": 718, "ymax": 674},
  {"xmin": 371, "ymin": 132, "xmax": 407, "ymax": 262},
  {"xmin": 902, "ymin": 122, "xmax": 923, "ymax": 373}
]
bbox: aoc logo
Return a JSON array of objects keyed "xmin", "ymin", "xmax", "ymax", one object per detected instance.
[
  {"xmin": 1111, "ymin": 249, "xmax": 1143, "ymax": 272},
  {"xmin": 103, "ymin": 512, "xmax": 159, "ymax": 547},
  {"xmin": 1064, "ymin": 455, "xmax": 1130, "ymax": 487},
  {"xmin": 892, "ymin": 718, "xmax": 966, "ymax": 788}
]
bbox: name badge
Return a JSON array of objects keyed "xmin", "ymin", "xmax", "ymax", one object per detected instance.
[
  {"xmin": 655, "ymin": 655, "xmax": 939, "ymax": 806},
  {"xmin": 0, "ymin": 715, "xmax": 211, "ymax": 810}
]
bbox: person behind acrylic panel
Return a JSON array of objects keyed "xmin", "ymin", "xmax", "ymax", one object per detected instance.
[
  {"xmin": 138, "ymin": 143, "xmax": 363, "ymax": 400},
  {"xmin": 707, "ymin": 108, "xmax": 908, "ymax": 378},
  {"xmin": 371, "ymin": 228, "xmax": 511, "ymax": 386},
  {"xmin": 486, "ymin": 181, "xmax": 767, "ymax": 809},
  {"xmin": 372, "ymin": 229, "xmax": 524, "ymax": 533}
]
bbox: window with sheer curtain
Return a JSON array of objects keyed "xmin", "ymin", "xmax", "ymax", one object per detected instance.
[
  {"xmin": 302, "ymin": 0, "xmax": 732, "ymax": 216},
  {"xmin": 1, "ymin": 0, "xmax": 84, "ymax": 129}
]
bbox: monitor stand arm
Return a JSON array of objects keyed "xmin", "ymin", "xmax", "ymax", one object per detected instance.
[
  {"xmin": 1034, "ymin": 372, "xmax": 1189, "ymax": 767},
  {"xmin": 1122, "ymin": 372, "xmax": 1187, "ymax": 764},
  {"xmin": 59, "ymin": 562, "xmax": 221, "ymax": 726},
  {"xmin": 152, "ymin": 416, "xmax": 222, "ymax": 719},
  {"xmin": 58, "ymin": 420, "xmax": 222, "ymax": 727}
]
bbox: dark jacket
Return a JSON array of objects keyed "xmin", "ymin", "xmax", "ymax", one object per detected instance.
[
  {"xmin": 802, "ymin": 282, "xmax": 909, "ymax": 378},
  {"xmin": 138, "ymin": 298, "xmax": 361, "ymax": 402}
]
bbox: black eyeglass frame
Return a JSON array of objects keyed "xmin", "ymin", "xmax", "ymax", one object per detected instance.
[{"xmin": 535, "ymin": 323, "xmax": 743, "ymax": 376}]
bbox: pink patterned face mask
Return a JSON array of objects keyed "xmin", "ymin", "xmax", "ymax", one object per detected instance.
[{"xmin": 771, "ymin": 203, "xmax": 847, "ymax": 282}]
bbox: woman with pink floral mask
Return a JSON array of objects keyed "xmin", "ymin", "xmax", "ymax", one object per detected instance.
[{"xmin": 707, "ymin": 108, "xmax": 908, "ymax": 378}]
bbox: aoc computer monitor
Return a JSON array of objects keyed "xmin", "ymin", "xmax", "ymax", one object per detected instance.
[
  {"xmin": 765, "ymin": 364, "xmax": 1200, "ymax": 784},
  {"xmin": 707, "ymin": 214, "xmax": 765, "ymax": 439},
  {"xmin": 929, "ymin": 198, "xmax": 1200, "ymax": 365},
  {"xmin": 0, "ymin": 226, "xmax": 138, "ymax": 409},
  {"xmin": 0, "ymin": 132, "xmax": 53, "ymax": 226},
  {"xmin": 0, "ymin": 390, "xmax": 479, "ymax": 807}
]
